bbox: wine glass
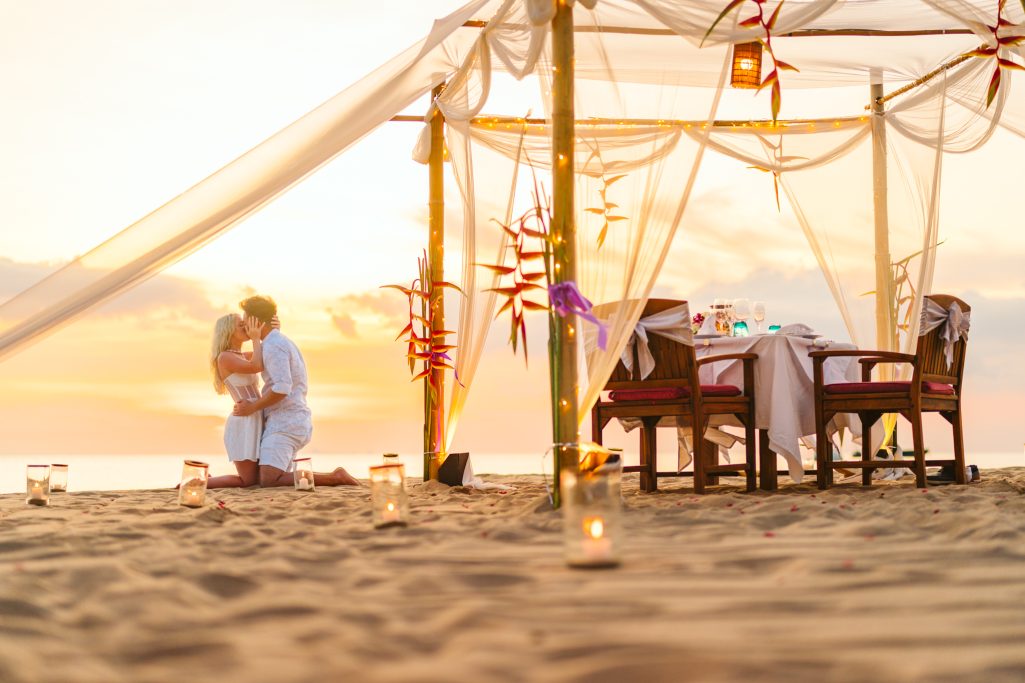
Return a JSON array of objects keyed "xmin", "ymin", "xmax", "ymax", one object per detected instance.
[
  {"xmin": 732, "ymin": 298, "xmax": 750, "ymax": 337},
  {"xmin": 753, "ymin": 301, "xmax": 766, "ymax": 333}
]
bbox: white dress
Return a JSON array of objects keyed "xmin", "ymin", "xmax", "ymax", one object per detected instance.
[{"xmin": 223, "ymin": 373, "xmax": 263, "ymax": 462}]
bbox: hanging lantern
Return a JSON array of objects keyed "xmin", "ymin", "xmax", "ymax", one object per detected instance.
[{"xmin": 730, "ymin": 42, "xmax": 763, "ymax": 89}]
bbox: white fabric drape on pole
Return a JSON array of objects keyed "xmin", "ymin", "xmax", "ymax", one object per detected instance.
[{"xmin": 0, "ymin": 0, "xmax": 495, "ymax": 361}]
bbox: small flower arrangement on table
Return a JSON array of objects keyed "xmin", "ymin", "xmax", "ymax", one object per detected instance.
[{"xmin": 691, "ymin": 312, "xmax": 705, "ymax": 335}]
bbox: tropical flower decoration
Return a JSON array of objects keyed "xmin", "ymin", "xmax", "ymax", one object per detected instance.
[
  {"xmin": 480, "ymin": 181, "xmax": 551, "ymax": 363},
  {"xmin": 483, "ymin": 175, "xmax": 608, "ymax": 364},
  {"xmin": 969, "ymin": 0, "xmax": 1025, "ymax": 107},
  {"xmin": 383, "ymin": 250, "xmax": 461, "ymax": 393}
]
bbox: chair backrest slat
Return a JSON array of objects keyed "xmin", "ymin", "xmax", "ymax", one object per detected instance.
[{"xmin": 916, "ymin": 294, "xmax": 970, "ymax": 387}]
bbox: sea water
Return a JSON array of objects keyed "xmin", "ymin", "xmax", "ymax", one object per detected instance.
[{"xmin": 0, "ymin": 453, "xmax": 551, "ymax": 494}]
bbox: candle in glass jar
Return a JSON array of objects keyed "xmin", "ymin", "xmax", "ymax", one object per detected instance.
[
  {"xmin": 178, "ymin": 460, "xmax": 209, "ymax": 508},
  {"xmin": 369, "ymin": 463, "xmax": 409, "ymax": 528},
  {"xmin": 49, "ymin": 464, "xmax": 68, "ymax": 493},
  {"xmin": 293, "ymin": 457, "xmax": 315, "ymax": 492},
  {"xmin": 26, "ymin": 465, "xmax": 50, "ymax": 506}
]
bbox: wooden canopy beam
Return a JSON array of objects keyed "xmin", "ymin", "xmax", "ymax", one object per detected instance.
[{"xmin": 461, "ymin": 19, "xmax": 973, "ymax": 38}]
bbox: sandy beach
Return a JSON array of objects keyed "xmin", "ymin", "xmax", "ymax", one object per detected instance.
[{"xmin": 1, "ymin": 469, "xmax": 1024, "ymax": 683}]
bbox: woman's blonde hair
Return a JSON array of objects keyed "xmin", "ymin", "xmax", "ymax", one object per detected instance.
[{"xmin": 210, "ymin": 314, "xmax": 238, "ymax": 394}]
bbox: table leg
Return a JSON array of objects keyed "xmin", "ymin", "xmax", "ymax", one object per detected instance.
[{"xmin": 758, "ymin": 429, "xmax": 778, "ymax": 492}]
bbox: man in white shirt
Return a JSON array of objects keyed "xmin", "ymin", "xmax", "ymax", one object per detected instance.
[{"xmin": 233, "ymin": 295, "xmax": 358, "ymax": 487}]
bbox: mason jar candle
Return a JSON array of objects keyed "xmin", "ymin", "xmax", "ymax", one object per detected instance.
[
  {"xmin": 369, "ymin": 463, "xmax": 409, "ymax": 528},
  {"xmin": 178, "ymin": 460, "xmax": 209, "ymax": 508},
  {"xmin": 561, "ymin": 444, "xmax": 622, "ymax": 569},
  {"xmin": 293, "ymin": 457, "xmax": 315, "ymax": 492},
  {"xmin": 26, "ymin": 465, "xmax": 50, "ymax": 506},
  {"xmin": 49, "ymin": 464, "xmax": 69, "ymax": 493}
]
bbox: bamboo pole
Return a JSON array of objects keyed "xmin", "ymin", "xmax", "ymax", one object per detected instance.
[
  {"xmin": 551, "ymin": 0, "xmax": 579, "ymax": 507},
  {"xmin": 870, "ymin": 77, "xmax": 894, "ymax": 355},
  {"xmin": 425, "ymin": 82, "xmax": 446, "ymax": 481}
]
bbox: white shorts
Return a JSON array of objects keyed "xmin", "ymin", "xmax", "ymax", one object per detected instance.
[{"xmin": 259, "ymin": 426, "xmax": 312, "ymax": 472}]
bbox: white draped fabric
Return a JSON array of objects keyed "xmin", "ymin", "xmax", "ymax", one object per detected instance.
[{"xmin": 589, "ymin": 302, "xmax": 695, "ymax": 380}]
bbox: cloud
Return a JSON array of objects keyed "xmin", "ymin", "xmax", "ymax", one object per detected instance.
[
  {"xmin": 330, "ymin": 312, "xmax": 358, "ymax": 338},
  {"xmin": 325, "ymin": 290, "xmax": 409, "ymax": 340}
]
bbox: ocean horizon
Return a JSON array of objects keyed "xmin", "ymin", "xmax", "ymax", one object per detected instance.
[{"xmin": 2, "ymin": 451, "xmax": 1022, "ymax": 495}]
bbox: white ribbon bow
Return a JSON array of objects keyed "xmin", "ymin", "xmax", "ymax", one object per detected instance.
[
  {"xmin": 621, "ymin": 303, "xmax": 695, "ymax": 379},
  {"xmin": 919, "ymin": 299, "xmax": 970, "ymax": 369}
]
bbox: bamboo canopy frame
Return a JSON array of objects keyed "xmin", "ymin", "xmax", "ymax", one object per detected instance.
[
  {"xmin": 395, "ymin": 12, "xmax": 974, "ymax": 486},
  {"xmin": 387, "ymin": 2, "xmax": 988, "ymax": 486}
]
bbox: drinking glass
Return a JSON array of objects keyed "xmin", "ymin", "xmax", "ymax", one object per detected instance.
[
  {"xmin": 753, "ymin": 301, "xmax": 766, "ymax": 333},
  {"xmin": 712, "ymin": 298, "xmax": 728, "ymax": 335},
  {"xmin": 732, "ymin": 298, "xmax": 750, "ymax": 337}
]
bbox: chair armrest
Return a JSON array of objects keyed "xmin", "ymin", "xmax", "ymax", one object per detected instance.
[
  {"xmin": 807, "ymin": 349, "xmax": 915, "ymax": 362},
  {"xmin": 697, "ymin": 352, "xmax": 758, "ymax": 366}
]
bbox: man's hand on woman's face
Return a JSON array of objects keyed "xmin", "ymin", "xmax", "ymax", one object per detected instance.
[
  {"xmin": 270, "ymin": 315, "xmax": 281, "ymax": 330},
  {"xmin": 243, "ymin": 316, "xmax": 263, "ymax": 341}
]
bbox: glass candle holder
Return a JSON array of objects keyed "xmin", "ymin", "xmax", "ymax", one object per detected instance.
[
  {"xmin": 561, "ymin": 444, "xmax": 623, "ymax": 569},
  {"xmin": 768, "ymin": 324, "xmax": 781, "ymax": 333},
  {"xmin": 369, "ymin": 463, "xmax": 409, "ymax": 528},
  {"xmin": 732, "ymin": 320, "xmax": 750, "ymax": 337},
  {"xmin": 293, "ymin": 457, "xmax": 315, "ymax": 491},
  {"xmin": 49, "ymin": 464, "xmax": 69, "ymax": 493},
  {"xmin": 178, "ymin": 460, "xmax": 209, "ymax": 508},
  {"xmin": 26, "ymin": 465, "xmax": 50, "ymax": 506},
  {"xmin": 383, "ymin": 452, "xmax": 400, "ymax": 465}
]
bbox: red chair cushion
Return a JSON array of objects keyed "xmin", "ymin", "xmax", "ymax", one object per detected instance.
[
  {"xmin": 824, "ymin": 380, "xmax": 956, "ymax": 395},
  {"xmin": 609, "ymin": 384, "xmax": 742, "ymax": 402},
  {"xmin": 609, "ymin": 388, "xmax": 686, "ymax": 401}
]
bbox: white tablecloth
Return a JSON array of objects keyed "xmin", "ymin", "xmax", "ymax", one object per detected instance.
[{"xmin": 695, "ymin": 334, "xmax": 859, "ymax": 483}]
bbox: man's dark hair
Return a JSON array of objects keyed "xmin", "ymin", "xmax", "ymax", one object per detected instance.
[{"xmin": 240, "ymin": 295, "xmax": 277, "ymax": 324}]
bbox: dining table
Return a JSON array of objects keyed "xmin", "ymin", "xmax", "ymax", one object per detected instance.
[{"xmin": 694, "ymin": 332, "xmax": 860, "ymax": 489}]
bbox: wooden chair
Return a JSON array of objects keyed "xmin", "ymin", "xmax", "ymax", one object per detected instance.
[
  {"xmin": 810, "ymin": 294, "xmax": 970, "ymax": 489},
  {"xmin": 590, "ymin": 299, "xmax": 758, "ymax": 493}
]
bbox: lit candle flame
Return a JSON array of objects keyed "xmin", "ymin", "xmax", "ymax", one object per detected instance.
[
  {"xmin": 386, "ymin": 501, "xmax": 396, "ymax": 512},
  {"xmin": 584, "ymin": 516, "xmax": 605, "ymax": 539},
  {"xmin": 740, "ymin": 58, "xmax": 755, "ymax": 71}
]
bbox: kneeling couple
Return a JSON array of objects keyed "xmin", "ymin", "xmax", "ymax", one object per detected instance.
[{"xmin": 207, "ymin": 295, "xmax": 358, "ymax": 488}]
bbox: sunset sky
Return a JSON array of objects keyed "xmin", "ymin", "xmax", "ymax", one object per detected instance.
[{"xmin": 1, "ymin": 0, "xmax": 1023, "ymax": 465}]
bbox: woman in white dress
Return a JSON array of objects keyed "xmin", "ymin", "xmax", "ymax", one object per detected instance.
[{"xmin": 207, "ymin": 313, "xmax": 266, "ymax": 488}]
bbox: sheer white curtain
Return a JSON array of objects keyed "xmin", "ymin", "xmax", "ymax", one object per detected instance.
[{"xmin": 0, "ymin": 0, "xmax": 495, "ymax": 361}]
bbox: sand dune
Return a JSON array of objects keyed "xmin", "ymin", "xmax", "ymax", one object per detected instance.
[{"xmin": 1, "ymin": 469, "xmax": 1023, "ymax": 683}]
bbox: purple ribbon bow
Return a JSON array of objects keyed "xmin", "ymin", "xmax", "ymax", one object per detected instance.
[{"xmin": 548, "ymin": 281, "xmax": 608, "ymax": 351}]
